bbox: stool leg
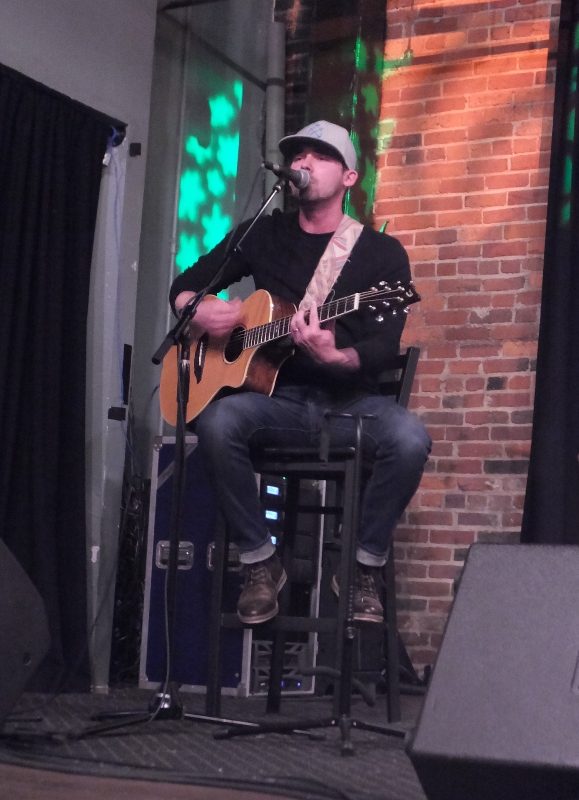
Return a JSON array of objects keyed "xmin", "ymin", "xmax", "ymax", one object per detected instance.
[
  {"xmin": 334, "ymin": 459, "xmax": 358, "ymax": 721},
  {"xmin": 266, "ymin": 475, "xmax": 299, "ymax": 713},
  {"xmin": 205, "ymin": 515, "xmax": 228, "ymax": 716},
  {"xmin": 383, "ymin": 553, "xmax": 401, "ymax": 722}
]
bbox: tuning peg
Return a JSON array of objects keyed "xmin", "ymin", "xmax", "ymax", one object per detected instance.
[
  {"xmin": 376, "ymin": 314, "xmax": 384, "ymax": 322},
  {"xmin": 369, "ymin": 304, "xmax": 376, "ymax": 312},
  {"xmin": 382, "ymin": 301, "xmax": 390, "ymax": 308},
  {"xmin": 404, "ymin": 307, "xmax": 410, "ymax": 314},
  {"xmin": 392, "ymin": 310, "xmax": 397, "ymax": 316},
  {"xmin": 378, "ymin": 280, "xmax": 390, "ymax": 288},
  {"xmin": 370, "ymin": 286, "xmax": 377, "ymax": 292}
]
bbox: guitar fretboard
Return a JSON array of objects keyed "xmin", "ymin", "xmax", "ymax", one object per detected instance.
[{"xmin": 242, "ymin": 294, "xmax": 359, "ymax": 350}]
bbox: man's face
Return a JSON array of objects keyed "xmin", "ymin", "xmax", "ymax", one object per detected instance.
[{"xmin": 289, "ymin": 147, "xmax": 357, "ymax": 203}]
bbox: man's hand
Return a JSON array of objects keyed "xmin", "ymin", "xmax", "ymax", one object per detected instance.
[
  {"xmin": 290, "ymin": 303, "xmax": 360, "ymax": 371},
  {"xmin": 175, "ymin": 291, "xmax": 242, "ymax": 337}
]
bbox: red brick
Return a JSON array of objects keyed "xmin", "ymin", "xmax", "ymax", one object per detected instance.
[
  {"xmin": 485, "ymin": 172, "xmax": 530, "ymax": 190},
  {"xmin": 445, "ymin": 325, "xmax": 491, "ymax": 341},
  {"xmin": 448, "ymin": 360, "xmax": 484, "ymax": 374},
  {"xmin": 464, "ymin": 188, "xmax": 512, "ymax": 209},
  {"xmin": 402, "ymin": 581, "xmax": 453, "ymax": 598},
  {"xmin": 482, "ymin": 206, "xmax": 526, "ymax": 223},
  {"xmin": 482, "ymin": 241, "xmax": 528, "ymax": 257},
  {"xmin": 407, "ymin": 511, "xmax": 455, "ymax": 527},
  {"xmin": 504, "ymin": 221, "xmax": 547, "ymax": 239},
  {"xmin": 428, "ymin": 599, "xmax": 454, "ymax": 614},
  {"xmin": 424, "ymin": 310, "xmax": 468, "ymax": 326},
  {"xmin": 423, "ymin": 129, "xmax": 468, "ymax": 146},
  {"xmin": 515, "ymin": 307, "xmax": 539, "ymax": 324},
  {"xmin": 430, "ymin": 530, "xmax": 476, "ymax": 545},
  {"xmin": 405, "ymin": 545, "xmax": 453, "ymax": 561},
  {"xmin": 469, "ymin": 309, "xmax": 513, "ymax": 324},
  {"xmin": 445, "ymin": 427, "xmax": 490, "ymax": 441},
  {"xmin": 438, "ymin": 244, "xmax": 483, "ymax": 260},
  {"xmin": 490, "ymin": 324, "xmax": 537, "ymax": 341},
  {"xmin": 508, "ymin": 187, "xmax": 549, "ymax": 205},
  {"xmin": 457, "ymin": 443, "xmax": 504, "ymax": 458},
  {"xmin": 460, "ymin": 344, "xmax": 503, "ymax": 357},
  {"xmin": 390, "ymin": 213, "xmax": 437, "ymax": 231},
  {"xmin": 400, "ymin": 84, "xmax": 442, "ymax": 102},
  {"xmin": 443, "ymin": 76, "xmax": 488, "ymax": 96},
  {"xmin": 488, "ymin": 71, "xmax": 535, "ymax": 90},
  {"xmin": 436, "ymin": 459, "xmax": 483, "ymax": 474},
  {"xmin": 436, "ymin": 263, "xmax": 457, "ymax": 276},
  {"xmin": 490, "ymin": 426, "xmax": 533, "ymax": 440},
  {"xmin": 468, "ymin": 28, "xmax": 490, "ymax": 44},
  {"xmin": 415, "ymin": 229, "xmax": 458, "ymax": 246},
  {"xmin": 394, "ymin": 527, "xmax": 430, "ymax": 543},
  {"xmin": 429, "ymin": 564, "xmax": 462, "ymax": 580},
  {"xmin": 465, "ymin": 410, "xmax": 510, "ymax": 424},
  {"xmin": 447, "ymin": 293, "xmax": 490, "ymax": 309},
  {"xmin": 420, "ymin": 195, "xmax": 463, "ymax": 212},
  {"xmin": 425, "ymin": 344, "xmax": 459, "ymax": 359},
  {"xmin": 438, "ymin": 210, "xmax": 483, "ymax": 227},
  {"xmin": 486, "ymin": 390, "xmax": 532, "ymax": 406}
]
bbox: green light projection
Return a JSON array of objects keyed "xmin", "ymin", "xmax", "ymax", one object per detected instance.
[
  {"xmin": 176, "ymin": 79, "xmax": 243, "ymax": 297},
  {"xmin": 344, "ymin": 34, "xmax": 413, "ymax": 224}
]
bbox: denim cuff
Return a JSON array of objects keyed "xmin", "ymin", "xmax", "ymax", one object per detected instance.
[
  {"xmin": 357, "ymin": 546, "xmax": 388, "ymax": 568},
  {"xmin": 239, "ymin": 539, "xmax": 276, "ymax": 564}
]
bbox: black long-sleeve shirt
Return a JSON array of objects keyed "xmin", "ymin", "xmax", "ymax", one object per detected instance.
[{"xmin": 169, "ymin": 210, "xmax": 412, "ymax": 394}]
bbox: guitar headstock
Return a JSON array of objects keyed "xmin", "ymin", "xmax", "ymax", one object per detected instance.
[{"xmin": 362, "ymin": 281, "xmax": 421, "ymax": 321}]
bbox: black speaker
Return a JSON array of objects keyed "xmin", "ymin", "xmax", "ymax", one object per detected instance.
[
  {"xmin": 407, "ymin": 543, "xmax": 579, "ymax": 800},
  {"xmin": 0, "ymin": 539, "xmax": 50, "ymax": 728}
]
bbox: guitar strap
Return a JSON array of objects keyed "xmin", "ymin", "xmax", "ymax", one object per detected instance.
[{"xmin": 299, "ymin": 214, "xmax": 364, "ymax": 310}]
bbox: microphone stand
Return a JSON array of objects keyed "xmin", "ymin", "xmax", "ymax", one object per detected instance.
[{"xmin": 77, "ymin": 180, "xmax": 285, "ymax": 739}]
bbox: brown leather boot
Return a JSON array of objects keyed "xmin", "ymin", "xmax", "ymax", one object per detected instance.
[
  {"xmin": 331, "ymin": 563, "xmax": 384, "ymax": 623},
  {"xmin": 237, "ymin": 552, "xmax": 287, "ymax": 624}
]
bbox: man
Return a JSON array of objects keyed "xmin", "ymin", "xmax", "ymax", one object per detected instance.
[{"xmin": 169, "ymin": 120, "xmax": 431, "ymax": 625}]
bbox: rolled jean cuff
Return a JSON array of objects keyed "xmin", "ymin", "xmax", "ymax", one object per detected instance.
[
  {"xmin": 357, "ymin": 546, "xmax": 389, "ymax": 568},
  {"xmin": 239, "ymin": 539, "xmax": 276, "ymax": 564}
]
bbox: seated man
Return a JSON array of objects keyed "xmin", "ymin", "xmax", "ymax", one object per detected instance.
[{"xmin": 169, "ymin": 120, "xmax": 431, "ymax": 625}]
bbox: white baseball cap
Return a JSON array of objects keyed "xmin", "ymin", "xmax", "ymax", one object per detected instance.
[{"xmin": 279, "ymin": 120, "xmax": 358, "ymax": 171}]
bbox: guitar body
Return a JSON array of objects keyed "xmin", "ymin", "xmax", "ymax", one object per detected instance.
[{"xmin": 160, "ymin": 290, "xmax": 296, "ymax": 426}]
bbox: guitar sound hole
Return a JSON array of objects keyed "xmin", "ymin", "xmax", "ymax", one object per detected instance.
[{"xmin": 223, "ymin": 327, "xmax": 245, "ymax": 363}]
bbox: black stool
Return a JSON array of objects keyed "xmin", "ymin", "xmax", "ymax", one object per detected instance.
[{"xmin": 204, "ymin": 347, "xmax": 420, "ymax": 751}]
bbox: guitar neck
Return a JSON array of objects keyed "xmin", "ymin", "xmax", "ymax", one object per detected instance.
[{"xmin": 243, "ymin": 294, "xmax": 359, "ymax": 350}]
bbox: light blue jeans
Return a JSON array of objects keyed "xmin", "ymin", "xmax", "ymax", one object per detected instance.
[{"xmin": 195, "ymin": 385, "xmax": 431, "ymax": 565}]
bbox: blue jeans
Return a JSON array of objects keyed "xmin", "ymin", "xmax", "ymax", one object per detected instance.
[{"xmin": 195, "ymin": 385, "xmax": 431, "ymax": 566}]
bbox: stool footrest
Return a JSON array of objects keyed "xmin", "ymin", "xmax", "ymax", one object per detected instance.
[{"xmin": 220, "ymin": 613, "xmax": 338, "ymax": 633}]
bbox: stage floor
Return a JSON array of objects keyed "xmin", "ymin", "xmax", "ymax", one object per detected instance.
[{"xmin": 0, "ymin": 688, "xmax": 427, "ymax": 800}]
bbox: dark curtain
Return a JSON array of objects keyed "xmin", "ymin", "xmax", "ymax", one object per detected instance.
[
  {"xmin": 521, "ymin": 1, "xmax": 579, "ymax": 544},
  {"xmin": 0, "ymin": 63, "xmax": 113, "ymax": 689}
]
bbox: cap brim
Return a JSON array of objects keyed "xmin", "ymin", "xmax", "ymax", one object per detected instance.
[{"xmin": 278, "ymin": 135, "xmax": 348, "ymax": 167}]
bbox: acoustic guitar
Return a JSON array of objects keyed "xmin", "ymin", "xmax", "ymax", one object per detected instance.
[{"xmin": 160, "ymin": 282, "xmax": 420, "ymax": 426}]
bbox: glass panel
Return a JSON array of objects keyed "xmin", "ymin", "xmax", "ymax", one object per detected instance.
[{"xmin": 175, "ymin": 1, "xmax": 270, "ymax": 297}]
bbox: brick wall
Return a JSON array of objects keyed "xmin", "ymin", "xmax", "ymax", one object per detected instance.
[{"xmin": 375, "ymin": 0, "xmax": 560, "ymax": 671}]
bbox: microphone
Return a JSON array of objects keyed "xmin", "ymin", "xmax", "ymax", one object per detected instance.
[{"xmin": 263, "ymin": 160, "xmax": 310, "ymax": 190}]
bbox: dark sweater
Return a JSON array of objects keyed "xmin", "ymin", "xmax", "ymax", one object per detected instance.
[{"xmin": 169, "ymin": 210, "xmax": 412, "ymax": 394}]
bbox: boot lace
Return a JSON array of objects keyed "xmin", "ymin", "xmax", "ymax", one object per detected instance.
[
  {"xmin": 356, "ymin": 568, "xmax": 378, "ymax": 598},
  {"xmin": 244, "ymin": 562, "xmax": 270, "ymax": 587}
]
